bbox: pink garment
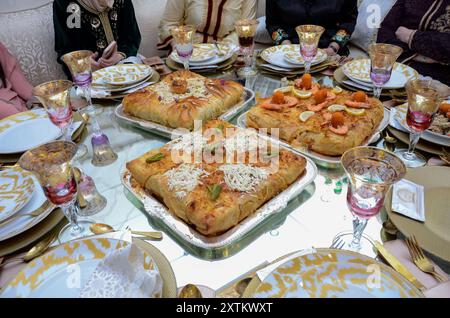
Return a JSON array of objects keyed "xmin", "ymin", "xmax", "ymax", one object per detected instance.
[{"xmin": 0, "ymin": 42, "xmax": 33, "ymax": 120}]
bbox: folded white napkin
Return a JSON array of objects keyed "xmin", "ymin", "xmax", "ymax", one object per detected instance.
[
  {"xmin": 79, "ymin": 243, "xmax": 163, "ymax": 298},
  {"xmin": 391, "ymin": 179, "xmax": 426, "ymax": 222},
  {"xmin": 76, "ymin": 87, "xmax": 111, "ymax": 99},
  {"xmin": 256, "ymin": 248, "xmax": 317, "ymax": 281}
]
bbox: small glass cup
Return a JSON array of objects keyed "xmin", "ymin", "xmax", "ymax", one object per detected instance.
[
  {"xmin": 170, "ymin": 25, "xmax": 195, "ymax": 70},
  {"xmin": 295, "ymin": 25, "xmax": 325, "ymax": 74},
  {"xmin": 368, "ymin": 43, "xmax": 403, "ymax": 98},
  {"xmin": 18, "ymin": 141, "xmax": 94, "ymax": 243},
  {"xmin": 235, "ymin": 19, "xmax": 259, "ymax": 77},
  {"xmin": 62, "ymin": 50, "xmax": 118, "ymax": 167},
  {"xmin": 395, "ymin": 79, "xmax": 442, "ymax": 168},
  {"xmin": 332, "ymin": 147, "xmax": 406, "ymax": 255}
]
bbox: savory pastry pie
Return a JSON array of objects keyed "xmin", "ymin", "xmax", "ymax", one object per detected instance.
[
  {"xmin": 246, "ymin": 74, "xmax": 384, "ymax": 156},
  {"xmin": 429, "ymin": 103, "xmax": 450, "ymax": 136},
  {"xmin": 126, "ymin": 120, "xmax": 307, "ymax": 236},
  {"xmin": 122, "ymin": 70, "xmax": 244, "ymax": 130}
]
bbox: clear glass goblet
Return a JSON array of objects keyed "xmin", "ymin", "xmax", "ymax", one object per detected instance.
[
  {"xmin": 235, "ymin": 19, "xmax": 259, "ymax": 77},
  {"xmin": 170, "ymin": 25, "xmax": 195, "ymax": 71},
  {"xmin": 295, "ymin": 25, "xmax": 325, "ymax": 74}
]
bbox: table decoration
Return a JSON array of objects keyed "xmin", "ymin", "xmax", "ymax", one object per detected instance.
[
  {"xmin": 367, "ymin": 43, "xmax": 403, "ymax": 98},
  {"xmin": 18, "ymin": 141, "xmax": 94, "ymax": 242},
  {"xmin": 394, "ymin": 79, "xmax": 443, "ymax": 167},
  {"xmin": 235, "ymin": 19, "xmax": 259, "ymax": 77},
  {"xmin": 295, "ymin": 25, "xmax": 325, "ymax": 74},
  {"xmin": 170, "ymin": 25, "xmax": 195, "ymax": 70},
  {"xmin": 62, "ymin": 50, "xmax": 118, "ymax": 166},
  {"xmin": 332, "ymin": 147, "xmax": 406, "ymax": 256}
]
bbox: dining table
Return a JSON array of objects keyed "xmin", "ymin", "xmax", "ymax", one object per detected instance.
[{"xmin": 0, "ymin": 68, "xmax": 445, "ymax": 297}]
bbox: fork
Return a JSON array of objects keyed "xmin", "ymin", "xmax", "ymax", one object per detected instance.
[
  {"xmin": 213, "ymin": 41, "xmax": 225, "ymax": 57},
  {"xmin": 439, "ymin": 148, "xmax": 450, "ymax": 165},
  {"xmin": 405, "ymin": 235, "xmax": 448, "ymax": 282},
  {"xmin": 0, "ymin": 201, "xmax": 51, "ymax": 227},
  {"xmin": 330, "ymin": 237, "xmax": 345, "ymax": 249}
]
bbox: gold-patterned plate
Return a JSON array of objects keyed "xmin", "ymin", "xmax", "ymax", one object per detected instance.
[
  {"xmin": 342, "ymin": 59, "xmax": 418, "ymax": 89},
  {"xmin": 1, "ymin": 237, "xmax": 176, "ymax": 298},
  {"xmin": 171, "ymin": 43, "xmax": 216, "ymax": 63},
  {"xmin": 93, "ymin": 64, "xmax": 153, "ymax": 86},
  {"xmin": 261, "ymin": 45, "xmax": 327, "ymax": 69},
  {"xmin": 243, "ymin": 248, "xmax": 423, "ymax": 298},
  {"xmin": 0, "ymin": 166, "xmax": 35, "ymax": 222},
  {"xmin": 385, "ymin": 166, "xmax": 450, "ymax": 262},
  {"xmin": 284, "ymin": 49, "xmax": 327, "ymax": 66}
]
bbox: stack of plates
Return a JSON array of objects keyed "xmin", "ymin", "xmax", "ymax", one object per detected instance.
[
  {"xmin": 166, "ymin": 43, "xmax": 238, "ymax": 73},
  {"xmin": 335, "ymin": 59, "xmax": 418, "ymax": 97},
  {"xmin": 258, "ymin": 45, "xmax": 331, "ymax": 77},
  {"xmin": 0, "ymin": 166, "xmax": 64, "ymax": 257},
  {"xmin": 92, "ymin": 64, "xmax": 160, "ymax": 99}
]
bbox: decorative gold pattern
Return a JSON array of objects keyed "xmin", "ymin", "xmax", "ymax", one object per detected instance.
[
  {"xmin": 1, "ymin": 238, "xmax": 157, "ymax": 297},
  {"xmin": 253, "ymin": 249, "xmax": 422, "ymax": 298},
  {"xmin": 342, "ymin": 59, "xmax": 419, "ymax": 83},
  {"xmin": 0, "ymin": 166, "xmax": 35, "ymax": 221},
  {"xmin": 93, "ymin": 64, "xmax": 152, "ymax": 86},
  {"xmin": 0, "ymin": 110, "xmax": 47, "ymax": 135},
  {"xmin": 285, "ymin": 49, "xmax": 327, "ymax": 65}
]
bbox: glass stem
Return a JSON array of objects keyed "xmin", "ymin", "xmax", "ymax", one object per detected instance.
[
  {"xmin": 304, "ymin": 61, "xmax": 311, "ymax": 74},
  {"xmin": 405, "ymin": 131, "xmax": 422, "ymax": 159},
  {"xmin": 373, "ymin": 86, "xmax": 383, "ymax": 99},
  {"xmin": 60, "ymin": 202, "xmax": 82, "ymax": 234},
  {"xmin": 183, "ymin": 60, "xmax": 189, "ymax": 71},
  {"xmin": 81, "ymin": 86, "xmax": 102, "ymax": 136},
  {"xmin": 350, "ymin": 215, "xmax": 368, "ymax": 250},
  {"xmin": 61, "ymin": 125, "xmax": 72, "ymax": 142}
]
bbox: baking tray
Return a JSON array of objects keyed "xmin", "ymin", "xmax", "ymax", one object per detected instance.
[
  {"xmin": 115, "ymin": 88, "xmax": 255, "ymax": 139},
  {"xmin": 236, "ymin": 107, "xmax": 390, "ymax": 168},
  {"xmin": 121, "ymin": 143, "xmax": 317, "ymax": 260}
]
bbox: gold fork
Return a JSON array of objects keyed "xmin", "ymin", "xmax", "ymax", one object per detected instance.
[
  {"xmin": 405, "ymin": 235, "xmax": 448, "ymax": 282},
  {"xmin": 0, "ymin": 201, "xmax": 51, "ymax": 227}
]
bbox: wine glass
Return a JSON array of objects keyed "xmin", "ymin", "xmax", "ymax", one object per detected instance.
[
  {"xmin": 62, "ymin": 50, "xmax": 118, "ymax": 167},
  {"xmin": 295, "ymin": 25, "xmax": 325, "ymax": 74},
  {"xmin": 33, "ymin": 80, "xmax": 88, "ymax": 159},
  {"xmin": 332, "ymin": 147, "xmax": 406, "ymax": 255},
  {"xmin": 18, "ymin": 141, "xmax": 94, "ymax": 243},
  {"xmin": 395, "ymin": 79, "xmax": 442, "ymax": 168},
  {"xmin": 235, "ymin": 19, "xmax": 259, "ymax": 77},
  {"xmin": 368, "ymin": 43, "xmax": 403, "ymax": 99},
  {"xmin": 170, "ymin": 25, "xmax": 195, "ymax": 70}
]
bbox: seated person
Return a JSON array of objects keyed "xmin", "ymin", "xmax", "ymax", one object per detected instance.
[
  {"xmin": 377, "ymin": 0, "xmax": 450, "ymax": 85},
  {"xmin": 0, "ymin": 42, "xmax": 33, "ymax": 120},
  {"xmin": 157, "ymin": 0, "xmax": 256, "ymax": 50},
  {"xmin": 53, "ymin": 0, "xmax": 141, "ymax": 77},
  {"xmin": 265, "ymin": 0, "xmax": 357, "ymax": 56}
]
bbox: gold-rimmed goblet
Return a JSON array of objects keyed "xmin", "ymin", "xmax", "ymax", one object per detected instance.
[
  {"xmin": 18, "ymin": 141, "xmax": 94, "ymax": 243},
  {"xmin": 170, "ymin": 25, "xmax": 195, "ymax": 70},
  {"xmin": 368, "ymin": 43, "xmax": 403, "ymax": 98},
  {"xmin": 395, "ymin": 79, "xmax": 442, "ymax": 168},
  {"xmin": 62, "ymin": 50, "xmax": 118, "ymax": 167},
  {"xmin": 33, "ymin": 80, "xmax": 87, "ymax": 159},
  {"xmin": 235, "ymin": 19, "xmax": 259, "ymax": 77},
  {"xmin": 295, "ymin": 25, "xmax": 325, "ymax": 74},
  {"xmin": 332, "ymin": 147, "xmax": 406, "ymax": 256}
]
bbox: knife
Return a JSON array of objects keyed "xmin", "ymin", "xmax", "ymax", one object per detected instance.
[{"xmin": 374, "ymin": 241, "xmax": 425, "ymax": 291}]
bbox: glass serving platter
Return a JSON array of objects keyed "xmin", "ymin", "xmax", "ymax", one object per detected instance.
[
  {"xmin": 236, "ymin": 108, "xmax": 390, "ymax": 168},
  {"xmin": 121, "ymin": 144, "xmax": 317, "ymax": 260},
  {"xmin": 114, "ymin": 88, "xmax": 255, "ymax": 139}
]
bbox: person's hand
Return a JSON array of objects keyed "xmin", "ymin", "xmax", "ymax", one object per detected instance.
[
  {"xmin": 395, "ymin": 26, "xmax": 415, "ymax": 44},
  {"xmin": 98, "ymin": 52, "xmax": 124, "ymax": 68},
  {"xmin": 413, "ymin": 54, "xmax": 437, "ymax": 64},
  {"xmin": 324, "ymin": 47, "xmax": 336, "ymax": 56},
  {"xmin": 90, "ymin": 52, "xmax": 101, "ymax": 71},
  {"xmin": 281, "ymin": 39, "xmax": 292, "ymax": 45}
]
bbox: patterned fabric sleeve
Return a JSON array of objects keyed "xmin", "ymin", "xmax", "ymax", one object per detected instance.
[{"xmin": 157, "ymin": 0, "xmax": 187, "ymax": 50}]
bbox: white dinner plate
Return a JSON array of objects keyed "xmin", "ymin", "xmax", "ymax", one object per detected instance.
[
  {"xmin": 93, "ymin": 64, "xmax": 153, "ymax": 86},
  {"xmin": 261, "ymin": 45, "xmax": 327, "ymax": 69},
  {"xmin": 393, "ymin": 103, "xmax": 450, "ymax": 147},
  {"xmin": 0, "ymin": 109, "xmax": 62, "ymax": 154},
  {"xmin": 342, "ymin": 59, "xmax": 418, "ymax": 89},
  {"xmin": 170, "ymin": 43, "xmax": 237, "ymax": 66},
  {"xmin": 284, "ymin": 49, "xmax": 328, "ymax": 66},
  {"xmin": 0, "ymin": 166, "xmax": 35, "ymax": 223},
  {"xmin": 0, "ymin": 174, "xmax": 53, "ymax": 241}
]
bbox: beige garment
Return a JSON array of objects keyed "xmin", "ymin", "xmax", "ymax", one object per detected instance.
[
  {"xmin": 78, "ymin": 0, "xmax": 114, "ymax": 13},
  {"xmin": 158, "ymin": 0, "xmax": 256, "ymax": 49}
]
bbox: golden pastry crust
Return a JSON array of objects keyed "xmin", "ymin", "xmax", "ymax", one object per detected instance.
[
  {"xmin": 247, "ymin": 88, "xmax": 384, "ymax": 156},
  {"xmin": 122, "ymin": 70, "xmax": 244, "ymax": 130},
  {"xmin": 126, "ymin": 120, "xmax": 307, "ymax": 236}
]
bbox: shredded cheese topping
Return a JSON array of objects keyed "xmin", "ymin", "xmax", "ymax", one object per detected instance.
[
  {"xmin": 168, "ymin": 132, "xmax": 206, "ymax": 155},
  {"xmin": 164, "ymin": 164, "xmax": 209, "ymax": 198},
  {"xmin": 219, "ymin": 164, "xmax": 269, "ymax": 193},
  {"xmin": 224, "ymin": 129, "xmax": 259, "ymax": 154},
  {"xmin": 149, "ymin": 77, "xmax": 210, "ymax": 105}
]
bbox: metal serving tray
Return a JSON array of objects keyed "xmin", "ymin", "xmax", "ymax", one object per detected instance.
[
  {"xmin": 115, "ymin": 88, "xmax": 255, "ymax": 139},
  {"xmin": 121, "ymin": 143, "xmax": 317, "ymax": 260},
  {"xmin": 236, "ymin": 108, "xmax": 390, "ymax": 168}
]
